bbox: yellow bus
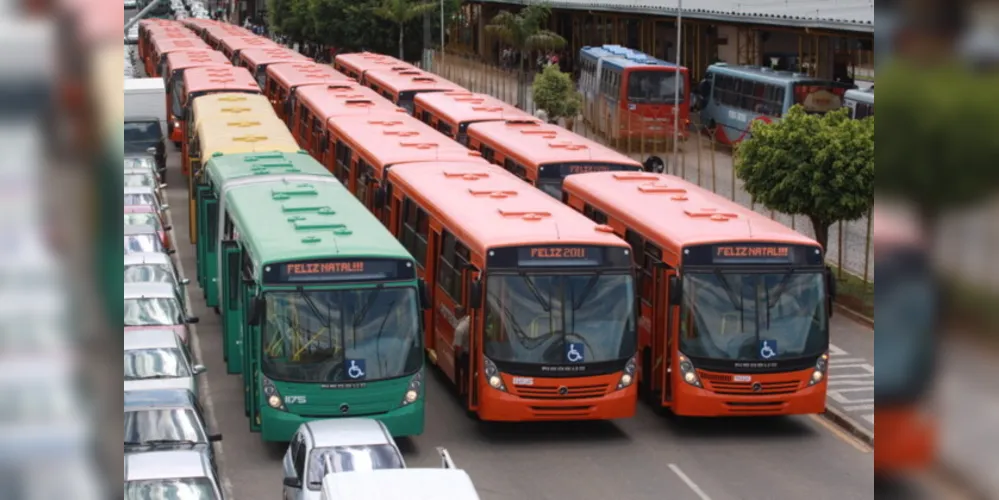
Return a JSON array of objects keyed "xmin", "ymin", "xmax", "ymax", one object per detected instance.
[{"xmin": 185, "ymin": 93, "xmax": 277, "ymax": 180}]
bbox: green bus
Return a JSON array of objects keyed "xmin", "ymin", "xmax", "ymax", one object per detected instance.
[
  {"xmin": 218, "ymin": 176, "xmax": 429, "ymax": 441},
  {"xmin": 197, "ymin": 151, "xmax": 328, "ymax": 312}
]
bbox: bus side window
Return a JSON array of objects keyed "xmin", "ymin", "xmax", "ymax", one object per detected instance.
[
  {"xmin": 583, "ymin": 204, "xmax": 608, "ymax": 225},
  {"xmin": 480, "ymin": 144, "xmax": 495, "ymax": 163},
  {"xmin": 437, "ymin": 231, "xmax": 460, "ymax": 301},
  {"xmin": 643, "ymin": 242, "xmax": 663, "ymax": 305},
  {"xmin": 312, "ymin": 117, "xmax": 322, "ymax": 152},
  {"xmin": 624, "ymin": 230, "xmax": 650, "ymax": 303},
  {"xmin": 354, "ymin": 158, "xmax": 371, "ymax": 204},
  {"xmin": 437, "ymin": 121, "xmax": 453, "ymax": 138},
  {"xmin": 401, "ymin": 198, "xmax": 429, "ymax": 268},
  {"xmin": 334, "ymin": 140, "xmax": 352, "ymax": 183},
  {"xmin": 223, "ymin": 212, "xmax": 234, "ymax": 240},
  {"xmin": 503, "ymin": 158, "xmax": 516, "ymax": 174},
  {"xmin": 299, "ymin": 108, "xmax": 310, "ymax": 142}
]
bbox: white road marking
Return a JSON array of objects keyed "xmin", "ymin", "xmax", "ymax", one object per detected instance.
[{"xmin": 668, "ymin": 464, "xmax": 712, "ymax": 500}]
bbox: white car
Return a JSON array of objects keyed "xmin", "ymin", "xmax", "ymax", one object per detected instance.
[
  {"xmin": 124, "ymin": 0, "xmax": 137, "ymax": 8},
  {"xmin": 124, "ymin": 328, "xmax": 205, "ymax": 395},
  {"xmin": 124, "ymin": 450, "xmax": 223, "ymax": 500},
  {"xmin": 282, "ymin": 418, "xmax": 405, "ymax": 500}
]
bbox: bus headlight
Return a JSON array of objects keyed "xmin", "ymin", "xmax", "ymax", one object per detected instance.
[
  {"xmin": 678, "ymin": 354, "xmax": 702, "ymax": 388},
  {"xmin": 399, "ymin": 372, "xmax": 423, "ymax": 407},
  {"xmin": 482, "ymin": 357, "xmax": 507, "ymax": 392},
  {"xmin": 808, "ymin": 352, "xmax": 829, "ymax": 386},
  {"xmin": 616, "ymin": 355, "xmax": 637, "ymax": 390},
  {"xmin": 262, "ymin": 377, "xmax": 286, "ymax": 411}
]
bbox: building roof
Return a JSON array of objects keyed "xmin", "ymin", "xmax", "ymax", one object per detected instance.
[{"xmin": 476, "ymin": 0, "xmax": 874, "ymax": 33}]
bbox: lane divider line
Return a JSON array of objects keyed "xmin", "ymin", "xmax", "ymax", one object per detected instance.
[{"xmin": 668, "ymin": 463, "xmax": 712, "ymax": 500}]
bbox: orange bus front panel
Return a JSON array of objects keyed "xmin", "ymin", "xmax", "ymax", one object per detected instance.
[
  {"xmin": 477, "ymin": 371, "xmax": 638, "ymax": 422},
  {"xmin": 874, "ymin": 407, "xmax": 937, "ymax": 472},
  {"xmin": 672, "ymin": 368, "xmax": 825, "ymax": 417}
]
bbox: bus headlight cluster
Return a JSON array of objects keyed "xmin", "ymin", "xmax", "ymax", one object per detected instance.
[
  {"xmin": 262, "ymin": 377, "xmax": 286, "ymax": 411},
  {"xmin": 482, "ymin": 357, "xmax": 507, "ymax": 392},
  {"xmin": 616, "ymin": 355, "xmax": 637, "ymax": 390},
  {"xmin": 808, "ymin": 353, "xmax": 829, "ymax": 386},
  {"xmin": 678, "ymin": 354, "xmax": 702, "ymax": 388},
  {"xmin": 400, "ymin": 372, "xmax": 423, "ymax": 407}
]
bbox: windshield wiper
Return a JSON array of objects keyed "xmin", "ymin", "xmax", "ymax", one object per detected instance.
[
  {"xmin": 713, "ymin": 269, "xmax": 745, "ymax": 331},
  {"xmin": 519, "ymin": 274, "xmax": 551, "ymax": 312},
  {"xmin": 354, "ymin": 285, "xmax": 383, "ymax": 327},
  {"xmin": 571, "ymin": 273, "xmax": 602, "ymax": 310}
]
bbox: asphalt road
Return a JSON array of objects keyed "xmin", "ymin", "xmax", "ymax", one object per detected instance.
[{"xmin": 159, "ymin": 149, "xmax": 876, "ymax": 500}]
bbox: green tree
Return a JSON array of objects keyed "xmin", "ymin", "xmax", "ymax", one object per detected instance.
[
  {"xmin": 876, "ymin": 62, "xmax": 999, "ymax": 232},
  {"xmin": 371, "ymin": 0, "xmax": 438, "ymax": 60},
  {"xmin": 735, "ymin": 106, "xmax": 874, "ymax": 252},
  {"xmin": 532, "ymin": 64, "xmax": 582, "ymax": 126},
  {"xmin": 484, "ymin": 4, "xmax": 566, "ymax": 108}
]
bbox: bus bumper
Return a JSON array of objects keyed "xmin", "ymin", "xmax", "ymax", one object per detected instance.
[
  {"xmin": 478, "ymin": 385, "xmax": 638, "ymax": 422},
  {"xmin": 258, "ymin": 400, "xmax": 425, "ymax": 442},
  {"xmin": 672, "ymin": 381, "xmax": 826, "ymax": 417}
]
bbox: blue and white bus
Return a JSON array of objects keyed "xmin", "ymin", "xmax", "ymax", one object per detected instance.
[
  {"xmin": 844, "ymin": 87, "xmax": 874, "ymax": 119},
  {"xmin": 695, "ymin": 63, "xmax": 854, "ymax": 145}
]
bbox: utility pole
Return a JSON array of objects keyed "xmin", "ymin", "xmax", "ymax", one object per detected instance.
[
  {"xmin": 671, "ymin": 0, "xmax": 683, "ymax": 175},
  {"xmin": 124, "ymin": 0, "xmax": 166, "ymax": 34}
]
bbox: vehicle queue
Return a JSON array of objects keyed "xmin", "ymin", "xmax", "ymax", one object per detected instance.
[{"xmin": 126, "ymin": 17, "xmax": 840, "ymax": 500}]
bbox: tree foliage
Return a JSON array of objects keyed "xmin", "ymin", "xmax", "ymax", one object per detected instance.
[
  {"xmin": 370, "ymin": 0, "xmax": 437, "ymax": 59},
  {"xmin": 531, "ymin": 64, "xmax": 581, "ymax": 123},
  {"xmin": 735, "ymin": 106, "xmax": 874, "ymax": 252},
  {"xmin": 876, "ymin": 62, "xmax": 999, "ymax": 230},
  {"xmin": 484, "ymin": 4, "xmax": 565, "ymax": 107}
]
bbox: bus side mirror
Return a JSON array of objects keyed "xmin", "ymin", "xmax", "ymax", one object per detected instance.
[
  {"xmin": 418, "ymin": 279, "xmax": 431, "ymax": 310},
  {"xmin": 247, "ymin": 296, "xmax": 265, "ymax": 326},
  {"xmin": 469, "ymin": 279, "xmax": 483, "ymax": 309},
  {"xmin": 668, "ymin": 276, "xmax": 682, "ymax": 306}
]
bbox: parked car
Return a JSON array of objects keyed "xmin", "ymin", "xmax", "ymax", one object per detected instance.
[
  {"xmin": 124, "ymin": 252, "xmax": 188, "ymax": 290},
  {"xmin": 124, "ymin": 154, "xmax": 163, "ymax": 182},
  {"xmin": 124, "ymin": 224, "xmax": 170, "ymax": 255},
  {"xmin": 282, "ymin": 418, "xmax": 406, "ymax": 500},
  {"xmin": 124, "ymin": 329, "xmax": 205, "ymax": 396},
  {"xmin": 124, "ymin": 168, "xmax": 168, "ymax": 204},
  {"xmin": 124, "ymin": 117, "xmax": 167, "ymax": 173},
  {"xmin": 124, "ymin": 282, "xmax": 197, "ymax": 344},
  {"xmin": 123, "ymin": 450, "xmax": 224, "ymax": 500},
  {"xmin": 124, "ymin": 389, "xmax": 221, "ymax": 464},
  {"xmin": 124, "ymin": 210, "xmax": 172, "ymax": 249},
  {"xmin": 125, "ymin": 185, "xmax": 169, "ymax": 221}
]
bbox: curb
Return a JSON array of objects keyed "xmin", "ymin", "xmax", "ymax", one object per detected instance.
[
  {"xmin": 834, "ymin": 302, "xmax": 874, "ymax": 329},
  {"xmin": 822, "ymin": 405, "xmax": 874, "ymax": 447}
]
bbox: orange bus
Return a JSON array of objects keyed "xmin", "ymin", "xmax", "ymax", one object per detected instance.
[
  {"xmin": 562, "ymin": 172, "xmax": 835, "ymax": 417},
  {"xmin": 179, "ymin": 18, "xmax": 218, "ymax": 39},
  {"xmin": 413, "ymin": 91, "xmax": 532, "ymax": 146},
  {"xmin": 218, "ymin": 35, "xmax": 278, "ymax": 65},
  {"xmin": 236, "ymin": 47, "xmax": 311, "ymax": 88},
  {"xmin": 363, "ymin": 69, "xmax": 460, "ymax": 114},
  {"xmin": 147, "ymin": 32, "xmax": 208, "ymax": 77},
  {"xmin": 263, "ymin": 62, "xmax": 351, "ymax": 125},
  {"xmin": 180, "ymin": 66, "xmax": 261, "ymax": 175},
  {"xmin": 332, "ymin": 51, "xmax": 413, "ymax": 81},
  {"xmin": 383, "ymin": 162, "xmax": 639, "ymax": 421},
  {"xmin": 164, "ymin": 50, "xmax": 233, "ymax": 145},
  {"xmin": 466, "ymin": 119, "xmax": 642, "ymax": 199},
  {"xmin": 326, "ymin": 113, "xmax": 487, "ymax": 221},
  {"xmin": 137, "ymin": 19, "xmax": 182, "ymax": 62},
  {"xmin": 202, "ymin": 24, "xmax": 252, "ymax": 50},
  {"xmin": 292, "ymin": 83, "xmax": 404, "ymax": 162}
]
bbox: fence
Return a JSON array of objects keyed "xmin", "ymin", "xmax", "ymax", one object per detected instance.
[{"xmin": 424, "ymin": 50, "xmax": 876, "ymax": 290}]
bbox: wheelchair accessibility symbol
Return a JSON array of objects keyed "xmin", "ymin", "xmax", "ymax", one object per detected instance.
[
  {"xmin": 565, "ymin": 343, "xmax": 585, "ymax": 363},
  {"xmin": 346, "ymin": 359, "xmax": 366, "ymax": 380},
  {"xmin": 759, "ymin": 340, "xmax": 778, "ymax": 360}
]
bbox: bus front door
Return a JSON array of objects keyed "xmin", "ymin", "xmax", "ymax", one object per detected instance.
[
  {"xmin": 221, "ymin": 241, "xmax": 243, "ymax": 373},
  {"xmin": 662, "ymin": 268, "xmax": 677, "ymax": 405}
]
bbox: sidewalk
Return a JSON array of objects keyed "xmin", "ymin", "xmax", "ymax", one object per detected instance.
[{"xmin": 824, "ymin": 313, "xmax": 875, "ymax": 439}]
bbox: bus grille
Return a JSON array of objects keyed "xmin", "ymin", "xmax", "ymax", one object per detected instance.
[
  {"xmin": 698, "ymin": 371, "xmax": 802, "ymax": 395},
  {"xmin": 513, "ymin": 383, "xmax": 610, "ymax": 400}
]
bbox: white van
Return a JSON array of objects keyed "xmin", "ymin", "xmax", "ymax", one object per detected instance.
[{"xmin": 319, "ymin": 448, "xmax": 479, "ymax": 500}]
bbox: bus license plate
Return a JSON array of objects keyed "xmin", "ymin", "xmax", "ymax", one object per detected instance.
[
  {"xmin": 733, "ymin": 375, "xmax": 752, "ymax": 383},
  {"xmin": 512, "ymin": 377, "xmax": 534, "ymax": 386}
]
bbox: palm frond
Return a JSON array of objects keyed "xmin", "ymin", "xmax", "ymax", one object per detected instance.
[
  {"xmin": 524, "ymin": 30, "xmax": 566, "ymax": 51},
  {"xmin": 405, "ymin": 1, "xmax": 438, "ymax": 20}
]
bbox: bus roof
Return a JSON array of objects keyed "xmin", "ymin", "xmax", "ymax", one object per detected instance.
[
  {"xmin": 413, "ymin": 91, "xmax": 531, "ymax": 126},
  {"xmin": 387, "ymin": 162, "xmax": 628, "ymax": 255},
  {"xmin": 266, "ymin": 62, "xmax": 351, "ymax": 90},
  {"xmin": 364, "ymin": 69, "xmax": 458, "ymax": 94},
  {"xmin": 166, "ymin": 50, "xmax": 232, "ymax": 73},
  {"xmin": 198, "ymin": 119, "xmax": 301, "ymax": 159},
  {"xmin": 845, "ymin": 88, "xmax": 874, "ymax": 103},
  {"xmin": 579, "ymin": 45, "xmax": 683, "ymax": 71},
  {"xmin": 205, "ymin": 151, "xmax": 330, "ymax": 191},
  {"xmin": 203, "ymin": 25, "xmax": 252, "ymax": 46},
  {"xmin": 150, "ymin": 31, "xmax": 204, "ymax": 49},
  {"xmin": 321, "ymin": 469, "xmax": 480, "ymax": 500},
  {"xmin": 183, "ymin": 66, "xmax": 260, "ymax": 95},
  {"xmin": 225, "ymin": 178, "xmax": 413, "ymax": 269},
  {"xmin": 180, "ymin": 18, "xmax": 217, "ymax": 32},
  {"xmin": 191, "ymin": 92, "xmax": 275, "ymax": 129},
  {"xmin": 297, "ymin": 83, "xmax": 405, "ymax": 122},
  {"xmin": 334, "ymin": 52, "xmax": 412, "ymax": 75},
  {"xmin": 466, "ymin": 119, "xmax": 643, "ymax": 169},
  {"xmin": 239, "ymin": 47, "xmax": 311, "ymax": 68},
  {"xmin": 152, "ymin": 37, "xmax": 212, "ymax": 56},
  {"xmin": 705, "ymin": 63, "xmax": 839, "ymax": 84},
  {"xmin": 219, "ymin": 35, "xmax": 278, "ymax": 54},
  {"xmin": 328, "ymin": 113, "xmax": 486, "ymax": 171},
  {"xmin": 562, "ymin": 172, "xmax": 820, "ymax": 250}
]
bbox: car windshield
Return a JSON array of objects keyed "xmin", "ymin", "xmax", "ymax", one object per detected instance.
[
  {"xmin": 124, "ymin": 234, "xmax": 165, "ymax": 255},
  {"xmin": 679, "ymin": 272, "xmax": 828, "ymax": 361},
  {"xmin": 125, "ymin": 157, "xmax": 157, "ymax": 170},
  {"xmin": 125, "ymin": 193, "xmax": 157, "ymax": 206},
  {"xmin": 125, "ymin": 264, "xmax": 177, "ymax": 286},
  {"xmin": 628, "ymin": 70, "xmax": 685, "ymax": 104},
  {"xmin": 124, "ymin": 407, "xmax": 206, "ymax": 445},
  {"xmin": 306, "ymin": 445, "xmax": 404, "ymax": 490},
  {"xmin": 124, "ymin": 478, "xmax": 217, "ymax": 500},
  {"xmin": 125, "ymin": 173, "xmax": 156, "ymax": 188},
  {"xmin": 124, "ymin": 348, "xmax": 191, "ymax": 380},
  {"xmin": 124, "ymin": 121, "xmax": 162, "ymax": 143},
  {"xmin": 124, "ymin": 297, "xmax": 184, "ymax": 326},
  {"xmin": 124, "ymin": 213, "xmax": 162, "ymax": 229},
  {"xmin": 261, "ymin": 287, "xmax": 422, "ymax": 383},
  {"xmin": 483, "ymin": 273, "xmax": 636, "ymax": 365}
]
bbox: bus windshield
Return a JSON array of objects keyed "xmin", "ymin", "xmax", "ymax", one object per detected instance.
[
  {"xmin": 792, "ymin": 83, "xmax": 847, "ymax": 114},
  {"xmin": 679, "ymin": 272, "xmax": 827, "ymax": 361},
  {"xmin": 483, "ymin": 273, "xmax": 636, "ymax": 365},
  {"xmin": 261, "ymin": 287, "xmax": 422, "ymax": 383},
  {"xmin": 628, "ymin": 70, "xmax": 685, "ymax": 104}
]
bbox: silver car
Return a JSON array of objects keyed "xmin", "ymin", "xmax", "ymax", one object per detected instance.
[
  {"xmin": 124, "ymin": 252, "xmax": 189, "ymax": 293},
  {"xmin": 124, "ymin": 185, "xmax": 170, "ymax": 214},
  {"xmin": 124, "ymin": 154, "xmax": 163, "ymax": 182},
  {"xmin": 124, "ymin": 450, "xmax": 224, "ymax": 500},
  {"xmin": 282, "ymin": 418, "xmax": 405, "ymax": 500},
  {"xmin": 124, "ymin": 329, "xmax": 205, "ymax": 396},
  {"xmin": 123, "ymin": 225, "xmax": 169, "ymax": 255}
]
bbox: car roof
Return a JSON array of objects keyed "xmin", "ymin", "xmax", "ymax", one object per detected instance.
[
  {"xmin": 125, "ymin": 450, "xmax": 209, "ymax": 481},
  {"xmin": 305, "ymin": 418, "xmax": 392, "ymax": 448},
  {"xmin": 124, "ymin": 388, "xmax": 196, "ymax": 410},
  {"xmin": 124, "ymin": 186, "xmax": 157, "ymax": 195},
  {"xmin": 124, "ymin": 282, "xmax": 176, "ymax": 299},
  {"xmin": 124, "ymin": 252, "xmax": 172, "ymax": 266},
  {"xmin": 321, "ymin": 469, "xmax": 480, "ymax": 499},
  {"xmin": 123, "ymin": 329, "xmax": 182, "ymax": 350},
  {"xmin": 124, "ymin": 168, "xmax": 157, "ymax": 176},
  {"xmin": 123, "ymin": 224, "xmax": 160, "ymax": 236}
]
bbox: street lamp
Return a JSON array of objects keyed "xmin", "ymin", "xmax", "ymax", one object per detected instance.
[{"xmin": 672, "ymin": 0, "xmax": 683, "ymax": 175}]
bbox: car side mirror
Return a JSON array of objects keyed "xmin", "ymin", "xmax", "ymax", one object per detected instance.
[
  {"xmin": 164, "ymin": 225, "xmax": 173, "ymax": 231},
  {"xmin": 181, "ymin": 278, "xmax": 190, "ymax": 285},
  {"xmin": 469, "ymin": 279, "xmax": 483, "ymax": 309},
  {"xmin": 668, "ymin": 275, "xmax": 682, "ymax": 306},
  {"xmin": 207, "ymin": 432, "xmax": 222, "ymax": 442},
  {"xmin": 186, "ymin": 316, "xmax": 200, "ymax": 324},
  {"xmin": 159, "ymin": 183, "xmax": 168, "ymax": 189},
  {"xmin": 282, "ymin": 477, "xmax": 302, "ymax": 489},
  {"xmin": 193, "ymin": 364, "xmax": 207, "ymax": 375},
  {"xmin": 167, "ymin": 249, "xmax": 177, "ymax": 255}
]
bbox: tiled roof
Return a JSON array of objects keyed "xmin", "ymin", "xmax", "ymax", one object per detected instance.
[{"xmin": 476, "ymin": 0, "xmax": 875, "ymax": 33}]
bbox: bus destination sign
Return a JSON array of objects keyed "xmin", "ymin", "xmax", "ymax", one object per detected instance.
[
  {"xmin": 264, "ymin": 258, "xmax": 415, "ymax": 284},
  {"xmin": 539, "ymin": 163, "xmax": 642, "ymax": 179},
  {"xmin": 714, "ymin": 245, "xmax": 792, "ymax": 263},
  {"xmin": 518, "ymin": 246, "xmax": 601, "ymax": 266},
  {"xmin": 683, "ymin": 243, "xmax": 823, "ymax": 267}
]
